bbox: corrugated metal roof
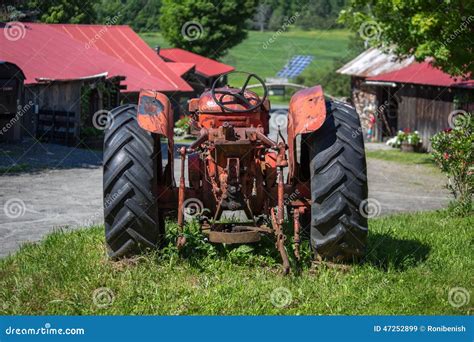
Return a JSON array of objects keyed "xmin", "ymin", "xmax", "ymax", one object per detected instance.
[
  {"xmin": 0, "ymin": 23, "xmax": 192, "ymax": 93},
  {"xmin": 368, "ymin": 62, "xmax": 473, "ymax": 88},
  {"xmin": 337, "ymin": 48, "xmax": 414, "ymax": 77},
  {"xmin": 160, "ymin": 48, "xmax": 234, "ymax": 77},
  {"xmin": 54, "ymin": 24, "xmax": 193, "ymax": 92}
]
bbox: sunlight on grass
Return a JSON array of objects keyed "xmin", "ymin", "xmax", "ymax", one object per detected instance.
[
  {"xmin": 366, "ymin": 149, "xmax": 436, "ymax": 167},
  {"xmin": 0, "ymin": 211, "xmax": 472, "ymax": 315}
]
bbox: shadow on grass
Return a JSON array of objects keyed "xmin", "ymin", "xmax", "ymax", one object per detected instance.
[
  {"xmin": 363, "ymin": 231, "xmax": 431, "ymax": 271},
  {"xmin": 161, "ymin": 222, "xmax": 430, "ymax": 274}
]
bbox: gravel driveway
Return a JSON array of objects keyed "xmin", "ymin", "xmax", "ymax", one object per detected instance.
[{"xmin": 0, "ymin": 138, "xmax": 450, "ymax": 258}]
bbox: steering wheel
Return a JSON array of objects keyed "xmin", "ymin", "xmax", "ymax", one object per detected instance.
[{"xmin": 211, "ymin": 71, "xmax": 268, "ymax": 113}]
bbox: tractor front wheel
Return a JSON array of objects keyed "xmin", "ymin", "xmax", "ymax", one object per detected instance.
[
  {"xmin": 103, "ymin": 104, "xmax": 164, "ymax": 258},
  {"xmin": 308, "ymin": 100, "xmax": 368, "ymax": 262}
]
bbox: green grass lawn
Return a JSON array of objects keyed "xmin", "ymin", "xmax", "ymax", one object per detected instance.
[
  {"xmin": 1, "ymin": 210, "xmax": 472, "ymax": 315},
  {"xmin": 140, "ymin": 29, "xmax": 351, "ymax": 101},
  {"xmin": 366, "ymin": 149, "xmax": 437, "ymax": 167}
]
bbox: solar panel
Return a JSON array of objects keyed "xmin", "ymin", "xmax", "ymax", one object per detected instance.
[{"xmin": 277, "ymin": 55, "xmax": 314, "ymax": 78}]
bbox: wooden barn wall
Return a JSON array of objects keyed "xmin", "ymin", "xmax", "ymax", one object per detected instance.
[
  {"xmin": 25, "ymin": 81, "xmax": 82, "ymax": 139},
  {"xmin": 396, "ymin": 86, "xmax": 463, "ymax": 151}
]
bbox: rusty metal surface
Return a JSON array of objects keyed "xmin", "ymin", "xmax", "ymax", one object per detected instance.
[
  {"xmin": 287, "ymin": 85, "xmax": 326, "ymax": 180},
  {"xmin": 137, "ymin": 89, "xmax": 175, "ymax": 187},
  {"xmin": 336, "ymin": 47, "xmax": 414, "ymax": 77},
  {"xmin": 208, "ymin": 230, "xmax": 261, "ymax": 244},
  {"xmin": 198, "ymin": 87, "xmax": 260, "ymax": 113},
  {"xmin": 137, "ymin": 90, "xmax": 173, "ymax": 138},
  {"xmin": 151, "ymin": 81, "xmax": 326, "ymax": 273}
]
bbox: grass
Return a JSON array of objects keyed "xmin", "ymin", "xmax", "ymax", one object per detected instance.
[
  {"xmin": 366, "ymin": 149, "xmax": 436, "ymax": 167},
  {"xmin": 1, "ymin": 210, "xmax": 472, "ymax": 315},
  {"xmin": 140, "ymin": 29, "xmax": 351, "ymax": 103},
  {"xmin": 0, "ymin": 163, "xmax": 30, "ymax": 174}
]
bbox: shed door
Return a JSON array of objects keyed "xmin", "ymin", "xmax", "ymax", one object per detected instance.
[{"xmin": 0, "ymin": 79, "xmax": 18, "ymax": 114}]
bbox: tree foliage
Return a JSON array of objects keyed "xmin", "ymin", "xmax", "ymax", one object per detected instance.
[
  {"xmin": 27, "ymin": 0, "xmax": 98, "ymax": 23},
  {"xmin": 159, "ymin": 0, "xmax": 258, "ymax": 59},
  {"xmin": 340, "ymin": 0, "xmax": 474, "ymax": 76},
  {"xmin": 94, "ymin": 0, "xmax": 162, "ymax": 32},
  {"xmin": 295, "ymin": 34, "xmax": 365, "ymax": 97}
]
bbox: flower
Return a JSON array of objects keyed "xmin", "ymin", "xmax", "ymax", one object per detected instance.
[{"xmin": 443, "ymin": 152, "xmax": 450, "ymax": 160}]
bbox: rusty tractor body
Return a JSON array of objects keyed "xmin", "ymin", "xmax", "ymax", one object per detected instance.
[{"xmin": 103, "ymin": 72, "xmax": 368, "ymax": 273}]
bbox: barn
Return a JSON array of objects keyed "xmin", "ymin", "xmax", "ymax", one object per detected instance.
[
  {"xmin": 158, "ymin": 47, "xmax": 234, "ymax": 95},
  {"xmin": 0, "ymin": 61, "xmax": 25, "ymax": 142},
  {"xmin": 338, "ymin": 48, "xmax": 474, "ymax": 149},
  {"xmin": 0, "ymin": 22, "xmax": 233, "ymax": 144}
]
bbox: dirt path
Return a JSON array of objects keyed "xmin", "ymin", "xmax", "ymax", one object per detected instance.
[{"xmin": 0, "ymin": 154, "xmax": 450, "ymax": 257}]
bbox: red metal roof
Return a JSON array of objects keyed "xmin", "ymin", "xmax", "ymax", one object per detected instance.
[
  {"xmin": 53, "ymin": 24, "xmax": 192, "ymax": 92},
  {"xmin": 160, "ymin": 48, "xmax": 234, "ymax": 77},
  {"xmin": 0, "ymin": 23, "xmax": 192, "ymax": 93},
  {"xmin": 367, "ymin": 61, "xmax": 473, "ymax": 88}
]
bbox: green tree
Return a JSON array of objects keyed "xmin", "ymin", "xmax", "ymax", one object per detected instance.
[
  {"xmin": 159, "ymin": 0, "xmax": 258, "ymax": 59},
  {"xmin": 95, "ymin": 0, "xmax": 161, "ymax": 32},
  {"xmin": 298, "ymin": 0, "xmax": 333, "ymax": 29},
  {"xmin": 27, "ymin": 0, "xmax": 98, "ymax": 23},
  {"xmin": 340, "ymin": 0, "xmax": 474, "ymax": 76}
]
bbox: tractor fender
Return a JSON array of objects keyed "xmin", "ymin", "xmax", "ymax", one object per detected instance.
[
  {"xmin": 287, "ymin": 85, "xmax": 326, "ymax": 179},
  {"xmin": 137, "ymin": 89, "xmax": 173, "ymax": 138},
  {"xmin": 137, "ymin": 89, "xmax": 175, "ymax": 183}
]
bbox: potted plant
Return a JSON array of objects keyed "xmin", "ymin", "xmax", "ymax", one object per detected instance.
[{"xmin": 397, "ymin": 129, "xmax": 422, "ymax": 152}]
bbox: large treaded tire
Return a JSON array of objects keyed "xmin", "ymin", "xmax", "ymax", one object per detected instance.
[
  {"xmin": 103, "ymin": 104, "xmax": 164, "ymax": 259},
  {"xmin": 308, "ymin": 100, "xmax": 368, "ymax": 261}
]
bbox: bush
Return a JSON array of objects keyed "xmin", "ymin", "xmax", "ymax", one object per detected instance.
[
  {"xmin": 386, "ymin": 130, "xmax": 422, "ymax": 148},
  {"xmin": 431, "ymin": 114, "xmax": 473, "ymax": 211}
]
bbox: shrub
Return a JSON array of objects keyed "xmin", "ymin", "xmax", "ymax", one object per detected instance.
[
  {"xmin": 431, "ymin": 114, "xmax": 473, "ymax": 211},
  {"xmin": 386, "ymin": 130, "xmax": 422, "ymax": 148}
]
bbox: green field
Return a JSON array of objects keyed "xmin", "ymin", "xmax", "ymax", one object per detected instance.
[
  {"xmin": 1, "ymin": 210, "xmax": 472, "ymax": 315},
  {"xmin": 141, "ymin": 29, "xmax": 351, "ymax": 86}
]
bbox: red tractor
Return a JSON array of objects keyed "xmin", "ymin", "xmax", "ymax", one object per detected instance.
[{"xmin": 103, "ymin": 72, "xmax": 368, "ymax": 273}]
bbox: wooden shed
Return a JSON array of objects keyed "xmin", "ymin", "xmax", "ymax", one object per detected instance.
[
  {"xmin": 367, "ymin": 62, "xmax": 473, "ymax": 150},
  {"xmin": 25, "ymin": 74, "xmax": 122, "ymax": 146},
  {"xmin": 338, "ymin": 49, "xmax": 473, "ymax": 150},
  {"xmin": 0, "ymin": 61, "xmax": 26, "ymax": 142}
]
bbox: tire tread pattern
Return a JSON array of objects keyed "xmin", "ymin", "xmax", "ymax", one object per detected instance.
[
  {"xmin": 308, "ymin": 100, "xmax": 368, "ymax": 261},
  {"xmin": 103, "ymin": 104, "xmax": 163, "ymax": 259}
]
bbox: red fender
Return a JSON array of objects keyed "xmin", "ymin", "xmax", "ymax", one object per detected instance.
[
  {"xmin": 287, "ymin": 85, "xmax": 326, "ymax": 180},
  {"xmin": 137, "ymin": 89, "xmax": 175, "ymax": 183}
]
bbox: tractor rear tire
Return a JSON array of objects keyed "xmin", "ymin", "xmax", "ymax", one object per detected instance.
[
  {"xmin": 308, "ymin": 100, "xmax": 368, "ymax": 261},
  {"xmin": 103, "ymin": 104, "xmax": 164, "ymax": 259}
]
